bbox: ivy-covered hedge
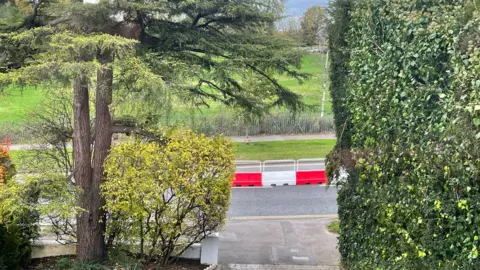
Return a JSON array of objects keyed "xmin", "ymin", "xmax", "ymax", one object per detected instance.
[
  {"xmin": 326, "ymin": 0, "xmax": 354, "ymax": 182},
  {"xmin": 332, "ymin": 0, "xmax": 480, "ymax": 268}
]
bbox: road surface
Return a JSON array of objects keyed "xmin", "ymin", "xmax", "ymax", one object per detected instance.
[
  {"xmin": 227, "ymin": 185, "xmax": 338, "ymax": 217},
  {"xmin": 231, "ymin": 159, "xmax": 336, "ymax": 217},
  {"xmin": 229, "ymin": 134, "xmax": 336, "ymax": 142}
]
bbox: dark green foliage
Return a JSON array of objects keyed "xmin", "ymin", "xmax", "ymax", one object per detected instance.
[
  {"xmin": 55, "ymin": 257, "xmax": 73, "ymax": 269},
  {"xmin": 325, "ymin": 0, "xmax": 354, "ymax": 180},
  {"xmin": 0, "ymin": 0, "xmax": 307, "ymax": 118},
  {"xmin": 54, "ymin": 258, "xmax": 102, "ymax": 270},
  {"xmin": 0, "ymin": 174, "xmax": 41, "ymax": 269},
  {"xmin": 326, "ymin": 0, "xmax": 352, "ymax": 149},
  {"xmin": 0, "ymin": 222, "xmax": 33, "ymax": 269},
  {"xmin": 135, "ymin": 0, "xmax": 307, "ymax": 115},
  {"xmin": 69, "ymin": 261, "xmax": 102, "ymax": 270},
  {"xmin": 335, "ymin": 0, "xmax": 480, "ymax": 268}
]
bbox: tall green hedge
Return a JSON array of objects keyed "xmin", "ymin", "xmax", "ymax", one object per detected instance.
[
  {"xmin": 326, "ymin": 0, "xmax": 354, "ymax": 181},
  {"xmin": 335, "ymin": 0, "xmax": 480, "ymax": 268}
]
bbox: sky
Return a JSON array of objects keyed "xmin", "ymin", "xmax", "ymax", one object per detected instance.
[{"xmin": 285, "ymin": 0, "xmax": 330, "ymax": 16}]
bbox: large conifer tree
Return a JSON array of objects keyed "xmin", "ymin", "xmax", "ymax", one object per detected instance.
[{"xmin": 0, "ymin": 0, "xmax": 306, "ymax": 260}]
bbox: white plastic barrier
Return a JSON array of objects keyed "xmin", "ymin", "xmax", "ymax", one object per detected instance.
[
  {"xmin": 262, "ymin": 160, "xmax": 296, "ymax": 186},
  {"xmin": 235, "ymin": 160, "xmax": 262, "ymax": 173},
  {"xmin": 296, "ymin": 158, "xmax": 326, "ymax": 171}
]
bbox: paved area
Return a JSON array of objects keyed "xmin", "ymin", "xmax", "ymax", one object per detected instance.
[
  {"xmin": 219, "ymin": 217, "xmax": 340, "ymax": 266},
  {"xmin": 229, "ymin": 134, "xmax": 336, "ymax": 143},
  {"xmin": 218, "ymin": 264, "xmax": 340, "ymax": 270},
  {"xmin": 228, "ymin": 186, "xmax": 338, "ymax": 217}
]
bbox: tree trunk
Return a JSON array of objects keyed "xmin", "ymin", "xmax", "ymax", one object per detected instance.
[
  {"xmin": 73, "ymin": 76, "xmax": 99, "ymax": 260},
  {"xmin": 75, "ymin": 52, "xmax": 114, "ymax": 261}
]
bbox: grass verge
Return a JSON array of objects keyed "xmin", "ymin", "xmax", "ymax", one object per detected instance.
[
  {"xmin": 10, "ymin": 149, "xmax": 73, "ymax": 171},
  {"xmin": 10, "ymin": 139, "xmax": 335, "ymax": 170},
  {"xmin": 327, "ymin": 220, "xmax": 341, "ymax": 234},
  {"xmin": 233, "ymin": 139, "xmax": 335, "ymax": 161}
]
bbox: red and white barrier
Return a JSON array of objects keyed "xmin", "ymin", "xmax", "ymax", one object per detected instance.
[
  {"xmin": 233, "ymin": 159, "xmax": 327, "ymax": 187},
  {"xmin": 232, "ymin": 173, "xmax": 262, "ymax": 187},
  {"xmin": 296, "ymin": 159, "xmax": 327, "ymax": 185},
  {"xmin": 233, "ymin": 161, "xmax": 263, "ymax": 187},
  {"xmin": 262, "ymin": 160, "xmax": 296, "ymax": 186}
]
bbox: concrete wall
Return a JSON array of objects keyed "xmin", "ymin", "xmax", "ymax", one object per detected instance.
[{"xmin": 32, "ymin": 233, "xmax": 220, "ymax": 265}]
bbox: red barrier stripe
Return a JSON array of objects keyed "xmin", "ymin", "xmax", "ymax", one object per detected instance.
[
  {"xmin": 233, "ymin": 173, "xmax": 262, "ymax": 187},
  {"xmin": 296, "ymin": 171, "xmax": 326, "ymax": 185}
]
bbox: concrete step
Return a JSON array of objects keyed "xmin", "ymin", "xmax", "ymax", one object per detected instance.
[{"xmin": 217, "ymin": 264, "xmax": 341, "ymax": 270}]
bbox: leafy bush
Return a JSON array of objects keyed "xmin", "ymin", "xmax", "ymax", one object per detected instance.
[
  {"xmin": 1, "ymin": 174, "xmax": 80, "ymax": 243},
  {"xmin": 69, "ymin": 261, "xmax": 102, "ymax": 270},
  {"xmin": 333, "ymin": 0, "xmax": 480, "ymax": 268},
  {"xmin": 55, "ymin": 257, "xmax": 73, "ymax": 269},
  {"xmin": 0, "ymin": 152, "xmax": 38, "ymax": 269},
  {"xmin": 102, "ymin": 130, "xmax": 235, "ymax": 265},
  {"xmin": 107, "ymin": 248, "xmax": 143, "ymax": 270},
  {"xmin": 0, "ymin": 138, "xmax": 16, "ymax": 184},
  {"xmin": 0, "ymin": 175, "xmax": 79, "ymax": 269},
  {"xmin": 0, "ymin": 223, "xmax": 32, "ymax": 269}
]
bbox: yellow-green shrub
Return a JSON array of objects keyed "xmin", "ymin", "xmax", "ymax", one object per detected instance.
[{"xmin": 102, "ymin": 130, "xmax": 235, "ymax": 265}]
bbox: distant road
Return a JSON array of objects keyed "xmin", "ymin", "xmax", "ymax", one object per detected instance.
[
  {"xmin": 227, "ymin": 185, "xmax": 338, "ymax": 217},
  {"xmin": 229, "ymin": 134, "xmax": 336, "ymax": 142}
]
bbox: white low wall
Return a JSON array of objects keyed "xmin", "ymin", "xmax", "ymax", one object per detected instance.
[
  {"xmin": 32, "ymin": 233, "xmax": 220, "ymax": 265},
  {"xmin": 178, "ymin": 243, "xmax": 202, "ymax": 260},
  {"xmin": 32, "ymin": 240, "xmax": 76, "ymax": 259}
]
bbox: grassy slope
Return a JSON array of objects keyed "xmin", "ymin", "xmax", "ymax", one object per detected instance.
[
  {"xmin": 0, "ymin": 86, "xmax": 45, "ymax": 123},
  {"xmin": 168, "ymin": 53, "xmax": 331, "ymax": 120},
  {"xmin": 277, "ymin": 53, "xmax": 330, "ymax": 108},
  {"xmin": 1, "ymin": 54, "xmax": 331, "ymax": 124}
]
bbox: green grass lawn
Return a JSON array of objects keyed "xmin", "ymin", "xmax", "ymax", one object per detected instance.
[
  {"xmin": 277, "ymin": 53, "xmax": 330, "ymax": 109},
  {"xmin": 10, "ymin": 149, "xmax": 73, "ymax": 171},
  {"xmin": 0, "ymin": 85, "xmax": 45, "ymax": 123},
  {"xmin": 234, "ymin": 139, "xmax": 335, "ymax": 161}
]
